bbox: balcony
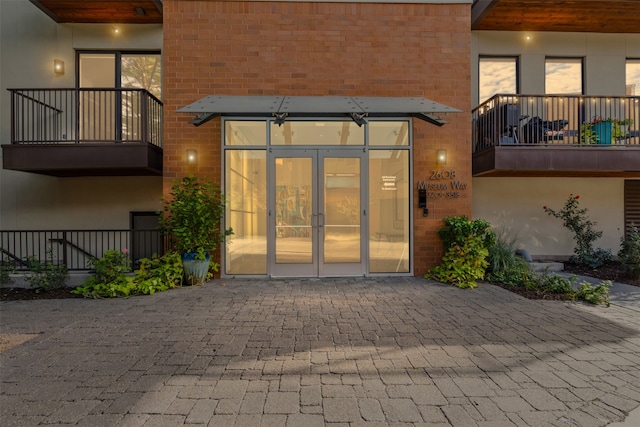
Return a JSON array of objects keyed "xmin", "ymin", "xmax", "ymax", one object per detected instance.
[
  {"xmin": 3, "ymin": 88, "xmax": 163, "ymax": 177},
  {"xmin": 472, "ymin": 94, "xmax": 640, "ymax": 177}
]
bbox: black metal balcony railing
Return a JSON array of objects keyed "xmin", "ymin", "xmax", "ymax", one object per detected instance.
[
  {"xmin": 473, "ymin": 94, "xmax": 640, "ymax": 153},
  {"xmin": 9, "ymin": 88, "xmax": 163, "ymax": 147},
  {"xmin": 0, "ymin": 230, "xmax": 167, "ymax": 272}
]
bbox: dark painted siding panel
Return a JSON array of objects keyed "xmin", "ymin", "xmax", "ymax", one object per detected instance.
[{"xmin": 624, "ymin": 180, "xmax": 640, "ymax": 233}]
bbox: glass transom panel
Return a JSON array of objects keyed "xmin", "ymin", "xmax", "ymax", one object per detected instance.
[{"xmin": 270, "ymin": 121, "xmax": 364, "ymax": 146}]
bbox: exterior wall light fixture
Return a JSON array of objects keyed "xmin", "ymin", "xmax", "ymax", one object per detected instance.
[
  {"xmin": 187, "ymin": 149, "xmax": 198, "ymax": 165},
  {"xmin": 53, "ymin": 59, "xmax": 65, "ymax": 75},
  {"xmin": 436, "ymin": 149, "xmax": 447, "ymax": 165}
]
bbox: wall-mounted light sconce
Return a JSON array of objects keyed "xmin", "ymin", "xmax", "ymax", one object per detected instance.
[
  {"xmin": 112, "ymin": 26, "xmax": 120, "ymax": 34},
  {"xmin": 436, "ymin": 149, "xmax": 447, "ymax": 165},
  {"xmin": 53, "ymin": 59, "xmax": 65, "ymax": 75},
  {"xmin": 186, "ymin": 149, "xmax": 198, "ymax": 165}
]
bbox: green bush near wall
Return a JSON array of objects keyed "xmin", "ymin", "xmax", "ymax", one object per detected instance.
[{"xmin": 425, "ymin": 216, "xmax": 494, "ymax": 289}]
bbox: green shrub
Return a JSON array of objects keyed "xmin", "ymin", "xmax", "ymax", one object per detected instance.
[
  {"xmin": 576, "ymin": 280, "xmax": 611, "ymax": 307},
  {"xmin": 544, "ymin": 195, "xmax": 608, "ymax": 268},
  {"xmin": 133, "ymin": 252, "xmax": 184, "ymax": 294},
  {"xmin": 581, "ymin": 248, "xmax": 613, "ymax": 269},
  {"xmin": 479, "ymin": 222, "xmax": 612, "ymax": 306},
  {"xmin": 488, "ymin": 268, "xmax": 537, "ymax": 288},
  {"xmin": 1, "ymin": 262, "xmax": 14, "ymax": 285},
  {"xmin": 619, "ymin": 224, "xmax": 640, "ymax": 279},
  {"xmin": 73, "ymin": 251, "xmax": 184, "ymax": 298},
  {"xmin": 533, "ymin": 273, "xmax": 574, "ymax": 295},
  {"xmin": 73, "ymin": 278, "xmax": 137, "ymax": 298},
  {"xmin": 486, "ymin": 231, "xmax": 529, "ymax": 277},
  {"xmin": 426, "ymin": 216, "xmax": 494, "ymax": 289},
  {"xmin": 87, "ymin": 249, "xmax": 131, "ymax": 284},
  {"xmin": 426, "ymin": 235, "xmax": 489, "ymax": 289},
  {"xmin": 488, "ymin": 269, "xmax": 611, "ymax": 306},
  {"xmin": 438, "ymin": 216, "xmax": 495, "ymax": 252},
  {"xmin": 160, "ymin": 175, "xmax": 233, "ymax": 259},
  {"xmin": 25, "ymin": 248, "xmax": 69, "ymax": 291}
]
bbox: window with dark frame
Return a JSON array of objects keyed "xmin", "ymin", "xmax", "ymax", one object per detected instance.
[{"xmin": 479, "ymin": 56, "xmax": 519, "ymax": 104}]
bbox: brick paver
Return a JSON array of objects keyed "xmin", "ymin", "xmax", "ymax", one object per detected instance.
[{"xmin": 1, "ymin": 277, "xmax": 640, "ymax": 426}]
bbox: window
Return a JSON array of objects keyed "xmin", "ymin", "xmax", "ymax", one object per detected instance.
[
  {"xmin": 270, "ymin": 121, "xmax": 364, "ymax": 146},
  {"xmin": 225, "ymin": 150, "xmax": 268, "ymax": 275},
  {"xmin": 79, "ymin": 52, "xmax": 161, "ymax": 97},
  {"xmin": 78, "ymin": 51, "xmax": 162, "ymax": 142},
  {"xmin": 545, "ymin": 58, "xmax": 583, "ymax": 95},
  {"xmin": 479, "ymin": 57, "xmax": 518, "ymax": 104},
  {"xmin": 368, "ymin": 150, "xmax": 409, "ymax": 273},
  {"xmin": 626, "ymin": 59, "xmax": 640, "ymax": 95}
]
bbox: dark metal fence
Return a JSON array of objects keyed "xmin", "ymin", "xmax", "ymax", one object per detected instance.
[
  {"xmin": 9, "ymin": 88, "xmax": 163, "ymax": 147},
  {"xmin": 0, "ymin": 230, "xmax": 167, "ymax": 272},
  {"xmin": 473, "ymin": 94, "xmax": 640, "ymax": 152}
]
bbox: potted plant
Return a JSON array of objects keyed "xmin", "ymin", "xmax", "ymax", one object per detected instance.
[
  {"xmin": 160, "ymin": 175, "xmax": 233, "ymax": 285},
  {"xmin": 579, "ymin": 122, "xmax": 598, "ymax": 144},
  {"xmin": 580, "ymin": 117, "xmax": 633, "ymax": 144}
]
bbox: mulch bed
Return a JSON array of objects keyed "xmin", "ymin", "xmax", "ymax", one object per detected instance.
[
  {"xmin": 0, "ymin": 287, "xmax": 83, "ymax": 301},
  {"xmin": 489, "ymin": 282, "xmax": 576, "ymax": 301},
  {"xmin": 562, "ymin": 261, "xmax": 639, "ymax": 287}
]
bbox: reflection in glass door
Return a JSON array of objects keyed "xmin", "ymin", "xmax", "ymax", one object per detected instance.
[
  {"xmin": 321, "ymin": 156, "xmax": 362, "ymax": 274},
  {"xmin": 270, "ymin": 150, "xmax": 365, "ymax": 277},
  {"xmin": 274, "ymin": 156, "xmax": 314, "ymax": 267}
]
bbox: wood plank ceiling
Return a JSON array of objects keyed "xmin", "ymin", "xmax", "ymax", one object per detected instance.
[
  {"xmin": 472, "ymin": 0, "xmax": 640, "ymax": 34},
  {"xmin": 31, "ymin": 1, "xmax": 639, "ymax": 33},
  {"xmin": 29, "ymin": 0, "xmax": 162, "ymax": 24}
]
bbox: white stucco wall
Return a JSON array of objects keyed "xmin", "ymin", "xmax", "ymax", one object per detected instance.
[
  {"xmin": 472, "ymin": 177, "xmax": 628, "ymax": 259},
  {"xmin": 471, "ymin": 31, "xmax": 640, "ymax": 105},
  {"xmin": 0, "ymin": 0, "xmax": 163, "ymax": 230},
  {"xmin": 471, "ymin": 31, "xmax": 639, "ymax": 260}
]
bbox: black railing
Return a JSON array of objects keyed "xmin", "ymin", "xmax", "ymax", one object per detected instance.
[
  {"xmin": 8, "ymin": 88, "xmax": 163, "ymax": 147},
  {"xmin": 473, "ymin": 94, "xmax": 640, "ymax": 152},
  {"xmin": 0, "ymin": 230, "xmax": 167, "ymax": 272}
]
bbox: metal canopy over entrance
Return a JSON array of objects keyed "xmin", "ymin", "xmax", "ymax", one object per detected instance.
[{"xmin": 178, "ymin": 95, "xmax": 461, "ymax": 127}]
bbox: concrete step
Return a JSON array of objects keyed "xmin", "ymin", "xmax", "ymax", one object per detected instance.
[{"xmin": 529, "ymin": 261, "xmax": 564, "ymax": 272}]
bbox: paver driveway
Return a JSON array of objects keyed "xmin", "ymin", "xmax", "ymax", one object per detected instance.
[{"xmin": 1, "ymin": 277, "xmax": 640, "ymax": 426}]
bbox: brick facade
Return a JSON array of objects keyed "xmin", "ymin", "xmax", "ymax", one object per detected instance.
[{"xmin": 163, "ymin": 1, "xmax": 471, "ymax": 275}]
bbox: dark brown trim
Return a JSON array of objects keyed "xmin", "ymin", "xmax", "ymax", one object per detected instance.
[
  {"xmin": 2, "ymin": 143, "xmax": 162, "ymax": 177},
  {"xmin": 473, "ymin": 146, "xmax": 640, "ymax": 178},
  {"xmin": 29, "ymin": 0, "xmax": 62, "ymax": 23}
]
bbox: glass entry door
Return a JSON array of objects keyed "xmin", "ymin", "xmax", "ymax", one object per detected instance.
[{"xmin": 269, "ymin": 149, "xmax": 365, "ymax": 277}]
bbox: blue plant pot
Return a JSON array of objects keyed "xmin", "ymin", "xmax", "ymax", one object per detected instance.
[
  {"xmin": 181, "ymin": 252, "xmax": 210, "ymax": 286},
  {"xmin": 593, "ymin": 122, "xmax": 612, "ymax": 144}
]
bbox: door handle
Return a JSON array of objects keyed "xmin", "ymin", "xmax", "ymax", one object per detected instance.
[{"xmin": 317, "ymin": 213, "xmax": 324, "ymax": 228}]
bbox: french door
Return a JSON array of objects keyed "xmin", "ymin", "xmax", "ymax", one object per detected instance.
[{"xmin": 268, "ymin": 149, "xmax": 366, "ymax": 277}]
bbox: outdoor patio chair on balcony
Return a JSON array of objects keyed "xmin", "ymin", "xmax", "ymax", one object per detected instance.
[{"xmin": 522, "ymin": 117, "xmax": 569, "ymax": 144}]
